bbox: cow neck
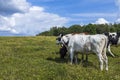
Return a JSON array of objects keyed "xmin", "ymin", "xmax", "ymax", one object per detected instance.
[{"xmin": 62, "ymin": 38, "xmax": 69, "ymax": 49}]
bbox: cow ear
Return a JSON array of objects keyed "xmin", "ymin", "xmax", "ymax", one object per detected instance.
[
  {"xmin": 59, "ymin": 33, "xmax": 63, "ymax": 37},
  {"xmin": 117, "ymin": 32, "xmax": 120, "ymax": 37},
  {"xmin": 104, "ymin": 32, "xmax": 109, "ymax": 36}
]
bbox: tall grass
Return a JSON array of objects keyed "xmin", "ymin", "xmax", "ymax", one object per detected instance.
[{"xmin": 0, "ymin": 36, "xmax": 120, "ymax": 80}]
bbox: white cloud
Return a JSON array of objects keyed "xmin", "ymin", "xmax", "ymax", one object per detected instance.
[
  {"xmin": 72, "ymin": 13, "xmax": 116, "ymax": 17},
  {"xmin": 11, "ymin": 6, "xmax": 68, "ymax": 35},
  {"xmin": 10, "ymin": 0, "xmax": 30, "ymax": 12},
  {"xmin": 34, "ymin": 0, "xmax": 55, "ymax": 2},
  {"xmin": 115, "ymin": 0, "xmax": 120, "ymax": 21},
  {"xmin": 116, "ymin": 18, "xmax": 120, "ymax": 23},
  {"xmin": 0, "ymin": 15, "xmax": 18, "ymax": 34},
  {"xmin": 115, "ymin": 0, "xmax": 120, "ymax": 8},
  {"xmin": 0, "ymin": 0, "xmax": 30, "ymax": 15},
  {"xmin": 95, "ymin": 18, "xmax": 109, "ymax": 24},
  {"xmin": 0, "ymin": 1, "xmax": 68, "ymax": 36}
]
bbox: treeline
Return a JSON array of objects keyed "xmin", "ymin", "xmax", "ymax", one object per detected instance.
[{"xmin": 37, "ymin": 23, "xmax": 120, "ymax": 36}]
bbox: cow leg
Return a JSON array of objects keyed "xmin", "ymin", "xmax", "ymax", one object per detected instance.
[
  {"xmin": 81, "ymin": 52, "xmax": 84, "ymax": 63},
  {"xmin": 107, "ymin": 44, "xmax": 115, "ymax": 57},
  {"xmin": 97, "ymin": 53, "xmax": 104, "ymax": 71},
  {"xmin": 104, "ymin": 56, "xmax": 108, "ymax": 71},
  {"xmin": 70, "ymin": 48, "xmax": 74, "ymax": 64},
  {"xmin": 102, "ymin": 48, "xmax": 108, "ymax": 71},
  {"xmin": 86, "ymin": 53, "xmax": 88, "ymax": 62},
  {"xmin": 75, "ymin": 53, "xmax": 78, "ymax": 64}
]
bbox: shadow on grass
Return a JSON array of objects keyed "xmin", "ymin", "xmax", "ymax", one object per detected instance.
[
  {"xmin": 80, "ymin": 60, "xmax": 98, "ymax": 70},
  {"xmin": 51, "ymin": 51, "xmax": 60, "ymax": 54},
  {"xmin": 46, "ymin": 57, "xmax": 68, "ymax": 63},
  {"xmin": 115, "ymin": 62, "xmax": 120, "ymax": 65},
  {"xmin": 46, "ymin": 57, "xmax": 98, "ymax": 70}
]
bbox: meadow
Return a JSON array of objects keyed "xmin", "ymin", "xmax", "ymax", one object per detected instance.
[{"xmin": 0, "ymin": 36, "xmax": 120, "ymax": 80}]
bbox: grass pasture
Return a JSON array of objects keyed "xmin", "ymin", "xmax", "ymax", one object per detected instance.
[{"xmin": 0, "ymin": 36, "xmax": 120, "ymax": 80}]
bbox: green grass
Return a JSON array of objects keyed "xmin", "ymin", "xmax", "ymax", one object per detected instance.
[{"xmin": 0, "ymin": 36, "xmax": 120, "ymax": 80}]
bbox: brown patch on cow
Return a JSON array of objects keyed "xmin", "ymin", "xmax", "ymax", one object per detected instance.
[{"xmin": 71, "ymin": 32, "xmax": 89, "ymax": 35}]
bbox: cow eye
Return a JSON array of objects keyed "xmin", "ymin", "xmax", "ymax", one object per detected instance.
[
  {"xmin": 112, "ymin": 34, "xmax": 115, "ymax": 36},
  {"xmin": 56, "ymin": 37, "xmax": 61, "ymax": 41},
  {"xmin": 58, "ymin": 38, "xmax": 61, "ymax": 41}
]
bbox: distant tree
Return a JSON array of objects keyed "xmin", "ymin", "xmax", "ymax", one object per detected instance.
[
  {"xmin": 49, "ymin": 26, "xmax": 68, "ymax": 36},
  {"xmin": 37, "ymin": 31, "xmax": 52, "ymax": 36},
  {"xmin": 36, "ymin": 23, "xmax": 120, "ymax": 36},
  {"xmin": 50, "ymin": 27, "xmax": 59, "ymax": 36},
  {"xmin": 57, "ymin": 27, "xmax": 68, "ymax": 35},
  {"xmin": 96, "ymin": 24, "xmax": 110, "ymax": 34},
  {"xmin": 83, "ymin": 24, "xmax": 96, "ymax": 34},
  {"xmin": 68, "ymin": 24, "xmax": 82, "ymax": 33},
  {"xmin": 109, "ymin": 27, "xmax": 116, "ymax": 32},
  {"xmin": 114, "ymin": 23, "xmax": 120, "ymax": 32}
]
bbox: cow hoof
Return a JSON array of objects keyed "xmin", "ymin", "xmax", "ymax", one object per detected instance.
[
  {"xmin": 106, "ymin": 68, "xmax": 108, "ymax": 71},
  {"xmin": 70, "ymin": 63, "xmax": 73, "ymax": 65}
]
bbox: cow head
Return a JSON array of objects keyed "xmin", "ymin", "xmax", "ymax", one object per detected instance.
[
  {"xmin": 56, "ymin": 34, "xmax": 63, "ymax": 45},
  {"xmin": 104, "ymin": 32, "xmax": 120, "ymax": 45},
  {"xmin": 56, "ymin": 34, "xmax": 70, "ymax": 46},
  {"xmin": 56, "ymin": 34, "xmax": 68, "ymax": 59},
  {"xmin": 59, "ymin": 45, "xmax": 67, "ymax": 59}
]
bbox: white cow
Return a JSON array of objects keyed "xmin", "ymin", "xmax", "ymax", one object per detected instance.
[
  {"xmin": 56, "ymin": 33, "xmax": 86, "ymax": 59},
  {"xmin": 57, "ymin": 33, "xmax": 119, "ymax": 58},
  {"xmin": 58, "ymin": 34, "xmax": 108, "ymax": 71},
  {"xmin": 56, "ymin": 33, "xmax": 86, "ymax": 47}
]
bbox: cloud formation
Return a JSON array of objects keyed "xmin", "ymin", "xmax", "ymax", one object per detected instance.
[
  {"xmin": 0, "ymin": 0, "xmax": 68, "ymax": 36},
  {"xmin": 72, "ymin": 13, "xmax": 116, "ymax": 18},
  {"xmin": 115, "ymin": 0, "xmax": 120, "ymax": 22},
  {"xmin": 0, "ymin": 15, "xmax": 18, "ymax": 34},
  {"xmin": 116, "ymin": 18, "xmax": 120, "ymax": 23},
  {"xmin": 95, "ymin": 18, "xmax": 109, "ymax": 24},
  {"xmin": 0, "ymin": 0, "xmax": 30, "ymax": 15},
  {"xmin": 115, "ymin": 0, "xmax": 120, "ymax": 9}
]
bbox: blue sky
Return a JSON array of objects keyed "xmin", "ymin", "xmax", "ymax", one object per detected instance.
[
  {"xmin": 28, "ymin": 0, "xmax": 119, "ymax": 24},
  {"xmin": 0, "ymin": 0, "xmax": 120, "ymax": 36}
]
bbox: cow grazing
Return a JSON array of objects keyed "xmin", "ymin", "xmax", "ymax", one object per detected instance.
[
  {"xmin": 56, "ymin": 33, "xmax": 86, "ymax": 59},
  {"xmin": 104, "ymin": 32, "xmax": 120, "ymax": 57},
  {"xmin": 56, "ymin": 33, "xmax": 72, "ymax": 45},
  {"xmin": 57, "ymin": 34, "xmax": 108, "ymax": 71},
  {"xmin": 59, "ymin": 45, "xmax": 67, "ymax": 59},
  {"xmin": 56, "ymin": 34, "xmax": 72, "ymax": 59}
]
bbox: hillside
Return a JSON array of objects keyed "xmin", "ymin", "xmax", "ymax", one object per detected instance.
[{"xmin": 0, "ymin": 36, "xmax": 120, "ymax": 80}]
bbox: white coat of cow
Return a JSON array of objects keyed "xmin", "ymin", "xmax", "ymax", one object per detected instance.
[
  {"xmin": 60, "ymin": 34, "xmax": 108, "ymax": 71},
  {"xmin": 57, "ymin": 33, "xmax": 118, "ymax": 58}
]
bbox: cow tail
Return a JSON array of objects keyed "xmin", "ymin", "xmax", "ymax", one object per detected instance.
[
  {"xmin": 102, "ymin": 37, "xmax": 107, "ymax": 59},
  {"xmin": 102, "ymin": 36, "xmax": 109, "ymax": 71}
]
